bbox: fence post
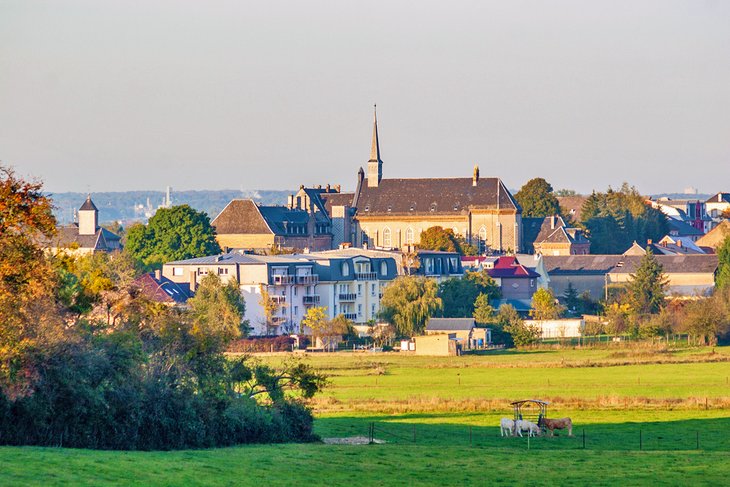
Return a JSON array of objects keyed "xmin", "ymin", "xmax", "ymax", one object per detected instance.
[{"xmin": 639, "ymin": 429, "xmax": 642, "ymax": 451}]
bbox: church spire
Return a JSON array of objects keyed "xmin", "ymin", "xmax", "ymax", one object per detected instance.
[
  {"xmin": 367, "ymin": 104, "xmax": 383, "ymax": 187},
  {"xmin": 369, "ymin": 105, "xmax": 380, "ymax": 163}
]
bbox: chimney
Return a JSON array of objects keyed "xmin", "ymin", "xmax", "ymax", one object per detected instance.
[
  {"xmin": 335, "ymin": 184, "xmax": 341, "ymax": 193},
  {"xmin": 677, "ymin": 239, "xmax": 682, "ymax": 248},
  {"xmin": 472, "ymin": 165, "xmax": 479, "ymax": 186},
  {"xmin": 154, "ymin": 269, "xmax": 162, "ymax": 281},
  {"xmin": 189, "ymin": 270, "xmax": 198, "ymax": 293},
  {"xmin": 287, "ymin": 195, "xmax": 294, "ymax": 208},
  {"xmin": 363, "ymin": 241, "xmax": 369, "ymax": 250},
  {"xmin": 647, "ymin": 239, "xmax": 653, "ymax": 245},
  {"xmin": 550, "ymin": 216, "xmax": 555, "ymax": 229},
  {"xmin": 326, "ymin": 184, "xmax": 331, "ymax": 192}
]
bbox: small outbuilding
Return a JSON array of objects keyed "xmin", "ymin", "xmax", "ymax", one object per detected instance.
[
  {"xmin": 425, "ymin": 317, "xmax": 491, "ymax": 349},
  {"xmin": 414, "ymin": 334, "xmax": 459, "ymax": 356}
]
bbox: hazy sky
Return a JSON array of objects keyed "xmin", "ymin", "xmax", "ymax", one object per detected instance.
[{"xmin": 1, "ymin": 1, "xmax": 729, "ymax": 195}]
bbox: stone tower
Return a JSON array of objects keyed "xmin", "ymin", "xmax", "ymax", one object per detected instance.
[{"xmin": 78, "ymin": 195, "xmax": 98, "ymax": 236}]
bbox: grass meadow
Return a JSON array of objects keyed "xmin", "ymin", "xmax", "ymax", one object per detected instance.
[{"xmin": 2, "ymin": 346, "xmax": 730, "ymax": 486}]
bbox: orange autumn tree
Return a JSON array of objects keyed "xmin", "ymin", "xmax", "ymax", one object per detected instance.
[{"xmin": 0, "ymin": 165, "xmax": 62, "ymax": 399}]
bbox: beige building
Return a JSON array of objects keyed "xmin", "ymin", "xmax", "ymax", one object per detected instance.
[
  {"xmin": 414, "ymin": 334, "xmax": 459, "ymax": 356},
  {"xmin": 696, "ymin": 220, "xmax": 730, "ymax": 252},
  {"xmin": 46, "ymin": 196, "xmax": 121, "ymax": 255},
  {"xmin": 331, "ymin": 109, "xmax": 522, "ymax": 254},
  {"xmin": 522, "ymin": 216, "xmax": 590, "ymax": 256}
]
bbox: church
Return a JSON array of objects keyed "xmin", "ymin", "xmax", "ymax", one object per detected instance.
[{"xmin": 325, "ymin": 108, "xmax": 523, "ymax": 254}]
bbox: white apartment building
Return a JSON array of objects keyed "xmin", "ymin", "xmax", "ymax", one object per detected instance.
[{"xmin": 162, "ymin": 250, "xmax": 398, "ymax": 336}]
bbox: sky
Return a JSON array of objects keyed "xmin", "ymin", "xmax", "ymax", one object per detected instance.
[{"xmin": 1, "ymin": 0, "xmax": 729, "ymax": 195}]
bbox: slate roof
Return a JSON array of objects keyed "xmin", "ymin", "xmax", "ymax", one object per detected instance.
[
  {"xmin": 212, "ymin": 199, "xmax": 329, "ymax": 236},
  {"xmin": 212, "ymin": 200, "xmax": 273, "ymax": 235},
  {"xmin": 706, "ymin": 193, "xmax": 730, "ymax": 204},
  {"xmin": 667, "ymin": 218, "xmax": 704, "ymax": 237},
  {"xmin": 46, "ymin": 224, "xmax": 120, "ymax": 252},
  {"xmin": 425, "ymin": 318, "xmax": 476, "ymax": 332},
  {"xmin": 543, "ymin": 254, "xmax": 718, "ymax": 275},
  {"xmin": 522, "ymin": 216, "xmax": 589, "ymax": 252},
  {"xmin": 321, "ymin": 192, "xmax": 355, "ymax": 213},
  {"xmin": 79, "ymin": 196, "xmax": 98, "ymax": 211},
  {"xmin": 543, "ymin": 255, "xmax": 620, "ymax": 275},
  {"xmin": 135, "ymin": 273, "xmax": 190, "ymax": 304},
  {"xmin": 696, "ymin": 221, "xmax": 730, "ymax": 250},
  {"xmin": 354, "ymin": 177, "xmax": 520, "ymax": 216},
  {"xmin": 557, "ymin": 196, "xmax": 588, "ymax": 222}
]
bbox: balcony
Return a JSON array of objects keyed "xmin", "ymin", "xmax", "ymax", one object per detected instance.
[
  {"xmin": 338, "ymin": 293, "xmax": 357, "ymax": 301},
  {"xmin": 303, "ymin": 295, "xmax": 320, "ymax": 305},
  {"xmin": 271, "ymin": 295, "xmax": 286, "ymax": 304},
  {"xmin": 296, "ymin": 275, "xmax": 319, "ymax": 285},
  {"xmin": 272, "ymin": 275, "xmax": 295, "ymax": 285},
  {"xmin": 355, "ymin": 272, "xmax": 377, "ymax": 281},
  {"xmin": 344, "ymin": 313, "xmax": 358, "ymax": 321}
]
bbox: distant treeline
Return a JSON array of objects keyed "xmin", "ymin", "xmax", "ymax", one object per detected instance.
[{"xmin": 50, "ymin": 189, "xmax": 294, "ymax": 224}]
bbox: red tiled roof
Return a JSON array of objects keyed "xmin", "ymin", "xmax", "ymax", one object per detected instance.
[{"xmin": 487, "ymin": 256, "xmax": 540, "ymax": 278}]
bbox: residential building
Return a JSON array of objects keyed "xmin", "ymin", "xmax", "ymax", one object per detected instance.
[
  {"xmin": 162, "ymin": 250, "xmax": 398, "ymax": 335},
  {"xmin": 696, "ymin": 220, "xmax": 730, "ymax": 252},
  {"xmin": 543, "ymin": 254, "xmax": 719, "ymax": 299},
  {"xmin": 134, "ymin": 270, "xmax": 190, "ymax": 304},
  {"xmin": 46, "ymin": 196, "xmax": 121, "ymax": 255},
  {"xmin": 705, "ymin": 193, "xmax": 730, "ymax": 220},
  {"xmin": 487, "ymin": 256, "xmax": 540, "ymax": 311},
  {"xmin": 522, "ymin": 215, "xmax": 590, "ymax": 255},
  {"xmin": 211, "ymin": 198, "xmax": 333, "ymax": 253},
  {"xmin": 425, "ymin": 317, "xmax": 491, "ymax": 347}
]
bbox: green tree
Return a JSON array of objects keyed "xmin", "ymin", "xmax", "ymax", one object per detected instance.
[
  {"xmin": 580, "ymin": 185, "xmax": 668, "ymax": 254},
  {"xmin": 529, "ymin": 288, "xmax": 565, "ymax": 320},
  {"xmin": 514, "ymin": 178, "xmax": 561, "ymax": 217},
  {"xmin": 472, "ymin": 292, "xmax": 496, "ymax": 325},
  {"xmin": 188, "ymin": 273, "xmax": 248, "ymax": 351},
  {"xmin": 126, "ymin": 205, "xmax": 221, "ymax": 269},
  {"xmin": 498, "ymin": 304, "xmax": 540, "ymax": 347},
  {"xmin": 626, "ymin": 249, "xmax": 668, "ymax": 315},
  {"xmin": 439, "ymin": 270, "xmax": 500, "ymax": 318},
  {"xmin": 562, "ymin": 282, "xmax": 579, "ymax": 314},
  {"xmin": 419, "ymin": 226, "xmax": 459, "ymax": 253},
  {"xmin": 716, "ymin": 236, "xmax": 730, "ymax": 290},
  {"xmin": 378, "ymin": 276, "xmax": 442, "ymax": 336}
]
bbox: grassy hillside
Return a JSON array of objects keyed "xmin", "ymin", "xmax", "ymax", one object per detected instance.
[{"xmin": 3, "ymin": 346, "xmax": 730, "ymax": 486}]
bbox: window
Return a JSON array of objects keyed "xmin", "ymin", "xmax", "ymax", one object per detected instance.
[
  {"xmin": 478, "ymin": 226, "xmax": 487, "ymax": 252},
  {"xmin": 198, "ymin": 267, "xmax": 209, "ymax": 275},
  {"xmin": 371, "ymin": 304, "xmax": 376, "ymax": 316},
  {"xmin": 357, "ymin": 284, "xmax": 362, "ymax": 296},
  {"xmin": 294, "ymin": 305, "xmax": 299, "ymax": 315},
  {"xmin": 380, "ymin": 261, "xmax": 388, "ymax": 276},
  {"xmin": 531, "ymin": 279, "xmax": 535, "ymax": 288},
  {"xmin": 218, "ymin": 267, "xmax": 228, "ymax": 275},
  {"xmin": 172, "ymin": 267, "xmax": 183, "ymax": 276},
  {"xmin": 357, "ymin": 304, "xmax": 362, "ymax": 317},
  {"xmin": 371, "ymin": 283, "xmax": 376, "ymax": 296},
  {"xmin": 341, "ymin": 261, "xmax": 350, "ymax": 277},
  {"xmin": 293, "ymin": 287, "xmax": 298, "ymax": 296},
  {"xmin": 383, "ymin": 227, "xmax": 391, "ymax": 248},
  {"xmin": 405, "ymin": 227, "xmax": 414, "ymax": 244}
]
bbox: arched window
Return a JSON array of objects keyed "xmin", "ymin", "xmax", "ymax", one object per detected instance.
[
  {"xmin": 405, "ymin": 227, "xmax": 414, "ymax": 244},
  {"xmin": 341, "ymin": 261, "xmax": 350, "ymax": 277},
  {"xmin": 380, "ymin": 261, "xmax": 388, "ymax": 276},
  {"xmin": 382, "ymin": 227, "xmax": 392, "ymax": 248},
  {"xmin": 478, "ymin": 226, "xmax": 488, "ymax": 253}
]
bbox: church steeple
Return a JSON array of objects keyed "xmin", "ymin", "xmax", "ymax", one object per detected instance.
[{"xmin": 367, "ymin": 105, "xmax": 383, "ymax": 188}]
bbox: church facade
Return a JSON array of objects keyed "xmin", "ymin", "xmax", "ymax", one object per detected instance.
[{"xmin": 330, "ymin": 109, "xmax": 523, "ymax": 254}]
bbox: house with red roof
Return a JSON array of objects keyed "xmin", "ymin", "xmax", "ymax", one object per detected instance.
[{"xmin": 486, "ymin": 256, "xmax": 540, "ymax": 307}]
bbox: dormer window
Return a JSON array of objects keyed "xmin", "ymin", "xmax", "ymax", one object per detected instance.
[
  {"xmin": 410, "ymin": 203, "xmax": 415, "ymax": 211},
  {"xmin": 364, "ymin": 205, "xmax": 370, "ymax": 212},
  {"xmin": 342, "ymin": 261, "xmax": 350, "ymax": 277},
  {"xmin": 430, "ymin": 203, "xmax": 437, "ymax": 212},
  {"xmin": 387, "ymin": 205, "xmax": 392, "ymax": 212},
  {"xmin": 380, "ymin": 261, "xmax": 388, "ymax": 276}
]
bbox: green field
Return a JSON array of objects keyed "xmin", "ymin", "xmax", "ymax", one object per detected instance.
[{"xmin": 3, "ymin": 346, "xmax": 730, "ymax": 486}]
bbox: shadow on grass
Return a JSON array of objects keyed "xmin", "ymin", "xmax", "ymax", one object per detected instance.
[
  {"xmin": 315, "ymin": 414, "xmax": 730, "ymax": 452},
  {"xmin": 465, "ymin": 349, "xmax": 554, "ymax": 357}
]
